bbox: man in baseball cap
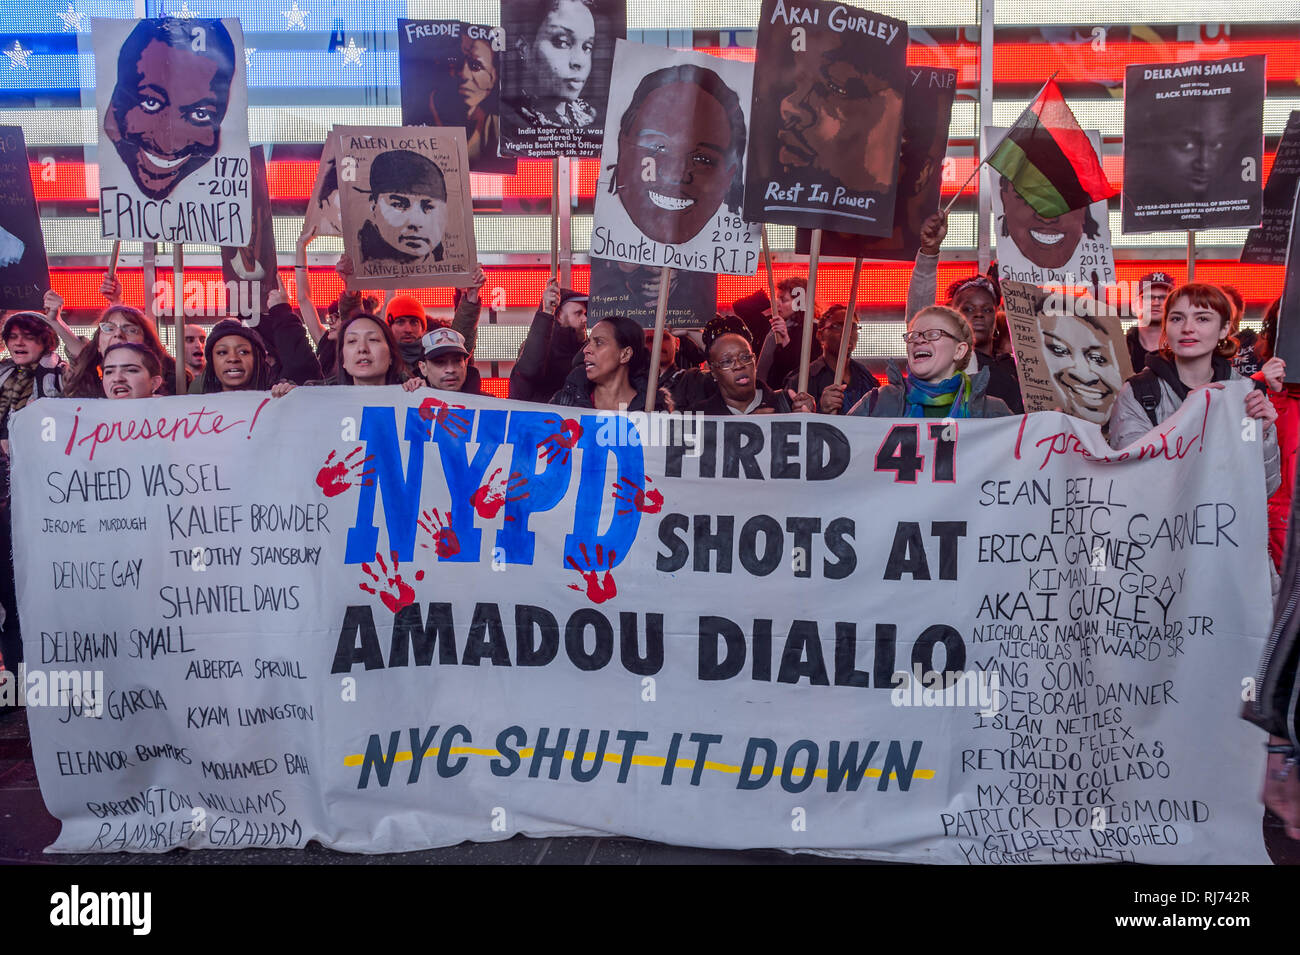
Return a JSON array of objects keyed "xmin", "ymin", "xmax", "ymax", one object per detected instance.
[
  {"xmin": 1128, "ymin": 270, "xmax": 1175, "ymax": 373},
  {"xmin": 418, "ymin": 326, "xmax": 480, "ymax": 394}
]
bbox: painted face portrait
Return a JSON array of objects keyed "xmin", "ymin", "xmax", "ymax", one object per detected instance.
[
  {"xmin": 1000, "ymin": 177, "xmax": 1087, "ymax": 271},
  {"xmin": 1038, "ymin": 311, "xmax": 1123, "ymax": 424},
  {"xmin": 776, "ymin": 31, "xmax": 903, "ymax": 194},
  {"xmin": 455, "ymin": 36, "xmax": 498, "ymax": 114},
  {"xmin": 519, "ymin": 0, "xmax": 595, "ymax": 106},
  {"xmin": 615, "ymin": 77, "xmax": 739, "ymax": 245},
  {"xmin": 370, "ymin": 191, "xmax": 448, "ymax": 260},
  {"xmin": 105, "ymin": 19, "xmax": 235, "ymax": 200},
  {"xmin": 357, "ymin": 150, "xmax": 449, "ymax": 264}
]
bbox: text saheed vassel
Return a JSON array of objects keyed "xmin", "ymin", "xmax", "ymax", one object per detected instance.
[{"xmin": 49, "ymin": 884, "xmax": 151, "ymax": 935}]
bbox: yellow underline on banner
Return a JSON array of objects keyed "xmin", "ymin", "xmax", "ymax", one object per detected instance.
[{"xmin": 340, "ymin": 746, "xmax": 935, "ymax": 781}]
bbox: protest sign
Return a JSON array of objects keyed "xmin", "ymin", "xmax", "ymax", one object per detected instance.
[
  {"xmin": 795, "ymin": 66, "xmax": 955, "ymax": 261},
  {"xmin": 745, "ymin": 0, "xmax": 907, "ymax": 237},
  {"xmin": 989, "ymin": 128, "xmax": 1116, "ymax": 291},
  {"xmin": 1122, "ymin": 55, "xmax": 1265, "ymax": 233},
  {"xmin": 589, "ymin": 257, "xmax": 716, "ymax": 330},
  {"xmin": 398, "ymin": 19, "xmax": 517, "ymax": 176},
  {"xmin": 1241, "ymin": 111, "xmax": 1300, "ymax": 265},
  {"xmin": 498, "ymin": 0, "xmax": 625, "ymax": 159},
  {"xmin": 336, "ymin": 126, "xmax": 477, "ymax": 290},
  {"xmin": 1002, "ymin": 279, "xmax": 1132, "ymax": 425},
  {"xmin": 301, "ymin": 131, "xmax": 342, "ymax": 242},
  {"xmin": 591, "ymin": 40, "xmax": 759, "ymax": 276},
  {"xmin": 92, "ymin": 17, "xmax": 252, "ymax": 246},
  {"xmin": 11, "ymin": 386, "xmax": 1272, "ymax": 863},
  {"xmin": 0, "ymin": 125, "xmax": 49, "ymax": 310},
  {"xmin": 220, "ymin": 146, "xmax": 278, "ymax": 318}
]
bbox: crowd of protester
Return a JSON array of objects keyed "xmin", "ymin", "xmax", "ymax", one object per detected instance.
[{"xmin": 0, "ymin": 207, "xmax": 1297, "ymax": 846}]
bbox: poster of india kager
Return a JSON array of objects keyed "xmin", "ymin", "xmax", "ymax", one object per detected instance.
[
  {"xmin": 0, "ymin": 125, "xmax": 50, "ymax": 310},
  {"xmin": 90, "ymin": 17, "xmax": 252, "ymax": 246},
  {"xmin": 796, "ymin": 65, "xmax": 956, "ymax": 260},
  {"xmin": 591, "ymin": 40, "xmax": 759, "ymax": 276},
  {"xmin": 987, "ymin": 127, "xmax": 1116, "ymax": 290},
  {"xmin": 336, "ymin": 126, "xmax": 477, "ymax": 290},
  {"xmin": 1122, "ymin": 54, "xmax": 1265, "ymax": 233},
  {"xmin": 498, "ymin": 0, "xmax": 626, "ymax": 159},
  {"xmin": 398, "ymin": 19, "xmax": 517, "ymax": 175},
  {"xmin": 744, "ymin": 0, "xmax": 908, "ymax": 237}
]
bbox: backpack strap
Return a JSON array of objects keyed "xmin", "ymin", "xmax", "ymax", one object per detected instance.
[{"xmin": 1129, "ymin": 368, "xmax": 1162, "ymax": 428}]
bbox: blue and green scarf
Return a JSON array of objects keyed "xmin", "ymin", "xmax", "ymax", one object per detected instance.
[{"xmin": 904, "ymin": 372, "xmax": 973, "ymax": 418}]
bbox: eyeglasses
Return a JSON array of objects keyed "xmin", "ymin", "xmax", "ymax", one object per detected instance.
[
  {"xmin": 711, "ymin": 353, "xmax": 756, "ymax": 371},
  {"xmin": 903, "ymin": 328, "xmax": 960, "ymax": 345},
  {"xmin": 100, "ymin": 322, "xmax": 142, "ymax": 336}
]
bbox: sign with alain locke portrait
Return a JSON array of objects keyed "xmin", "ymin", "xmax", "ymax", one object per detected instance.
[
  {"xmin": 590, "ymin": 40, "xmax": 760, "ymax": 276},
  {"xmin": 987, "ymin": 127, "xmax": 1116, "ymax": 291},
  {"xmin": 90, "ymin": 17, "xmax": 252, "ymax": 246},
  {"xmin": 745, "ymin": 0, "xmax": 908, "ymax": 237},
  {"xmin": 335, "ymin": 125, "xmax": 478, "ymax": 290},
  {"xmin": 1122, "ymin": 54, "xmax": 1265, "ymax": 233},
  {"xmin": 498, "ymin": 0, "xmax": 625, "ymax": 159},
  {"xmin": 795, "ymin": 65, "xmax": 956, "ymax": 261},
  {"xmin": 0, "ymin": 125, "xmax": 50, "ymax": 310}
]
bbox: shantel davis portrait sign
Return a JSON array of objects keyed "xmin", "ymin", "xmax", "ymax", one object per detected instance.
[
  {"xmin": 744, "ymin": 0, "xmax": 908, "ymax": 237},
  {"xmin": 90, "ymin": 17, "xmax": 252, "ymax": 247},
  {"xmin": 590, "ymin": 40, "xmax": 759, "ymax": 276}
]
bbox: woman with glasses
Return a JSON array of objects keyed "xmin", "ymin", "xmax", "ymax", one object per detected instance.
[
  {"xmin": 62, "ymin": 303, "xmax": 177, "ymax": 398},
  {"xmin": 850, "ymin": 305, "xmax": 1012, "ymax": 418},
  {"xmin": 552, "ymin": 314, "xmax": 673, "ymax": 411},
  {"xmin": 688, "ymin": 332, "xmax": 793, "ymax": 415}
]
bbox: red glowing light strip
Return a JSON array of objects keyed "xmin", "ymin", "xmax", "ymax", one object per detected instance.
[{"xmin": 47, "ymin": 262, "xmax": 1287, "ymax": 313}]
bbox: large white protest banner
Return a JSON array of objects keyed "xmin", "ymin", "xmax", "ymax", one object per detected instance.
[
  {"xmin": 91, "ymin": 17, "xmax": 252, "ymax": 246},
  {"xmin": 10, "ymin": 387, "xmax": 1272, "ymax": 862}
]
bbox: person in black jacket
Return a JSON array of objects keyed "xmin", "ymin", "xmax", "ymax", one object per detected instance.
[
  {"xmin": 510, "ymin": 279, "xmax": 587, "ymax": 402},
  {"xmin": 552, "ymin": 314, "xmax": 672, "ymax": 411},
  {"xmin": 783, "ymin": 304, "xmax": 878, "ymax": 414},
  {"xmin": 689, "ymin": 333, "xmax": 792, "ymax": 415}
]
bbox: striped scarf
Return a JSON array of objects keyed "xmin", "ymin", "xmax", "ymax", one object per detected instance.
[
  {"xmin": 0, "ymin": 362, "xmax": 37, "ymax": 434},
  {"xmin": 904, "ymin": 372, "xmax": 973, "ymax": 418}
]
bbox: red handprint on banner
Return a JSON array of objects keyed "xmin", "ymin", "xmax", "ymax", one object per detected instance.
[
  {"xmin": 418, "ymin": 509, "xmax": 461, "ymax": 558},
  {"xmin": 611, "ymin": 475, "xmax": 663, "ymax": 515},
  {"xmin": 566, "ymin": 543, "xmax": 618, "ymax": 604},
  {"xmin": 358, "ymin": 551, "xmax": 423, "ymax": 613},
  {"xmin": 315, "ymin": 448, "xmax": 375, "ymax": 497},
  {"xmin": 417, "ymin": 396, "xmax": 470, "ymax": 439},
  {"xmin": 537, "ymin": 417, "xmax": 582, "ymax": 465},
  {"xmin": 470, "ymin": 467, "xmax": 530, "ymax": 520}
]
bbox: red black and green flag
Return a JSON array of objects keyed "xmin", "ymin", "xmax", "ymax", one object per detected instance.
[{"xmin": 986, "ymin": 79, "xmax": 1117, "ymax": 218}]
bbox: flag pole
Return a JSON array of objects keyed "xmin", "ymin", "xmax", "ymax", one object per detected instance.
[
  {"xmin": 761, "ymin": 226, "xmax": 777, "ymax": 313},
  {"xmin": 833, "ymin": 256, "xmax": 863, "ymax": 393},
  {"xmin": 796, "ymin": 229, "xmax": 822, "ymax": 396},
  {"xmin": 943, "ymin": 159, "xmax": 985, "ymax": 216},
  {"xmin": 1186, "ymin": 231, "xmax": 1196, "ymax": 281},
  {"xmin": 644, "ymin": 265, "xmax": 672, "ymax": 413}
]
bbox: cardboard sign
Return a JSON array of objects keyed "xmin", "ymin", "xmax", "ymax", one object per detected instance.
[
  {"xmin": 92, "ymin": 17, "xmax": 252, "ymax": 246},
  {"xmin": 302, "ymin": 130, "xmax": 342, "ymax": 241},
  {"xmin": 336, "ymin": 125, "xmax": 478, "ymax": 290},
  {"xmin": 745, "ymin": 0, "xmax": 908, "ymax": 236},
  {"xmin": 795, "ymin": 66, "xmax": 956, "ymax": 261},
  {"xmin": 589, "ymin": 256, "xmax": 717, "ymax": 329},
  {"xmin": 590, "ymin": 40, "xmax": 760, "ymax": 276},
  {"xmin": 1002, "ymin": 278, "xmax": 1133, "ymax": 425},
  {"xmin": 498, "ymin": 0, "xmax": 625, "ymax": 158},
  {"xmin": 1122, "ymin": 55, "xmax": 1265, "ymax": 233},
  {"xmin": 988, "ymin": 128, "xmax": 1116, "ymax": 291},
  {"xmin": 0, "ymin": 125, "xmax": 50, "ymax": 310},
  {"xmin": 398, "ymin": 19, "xmax": 517, "ymax": 175},
  {"xmin": 1241, "ymin": 110, "xmax": 1300, "ymax": 265},
  {"xmin": 220, "ymin": 146, "xmax": 278, "ymax": 317}
]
